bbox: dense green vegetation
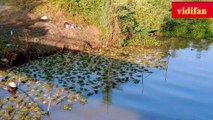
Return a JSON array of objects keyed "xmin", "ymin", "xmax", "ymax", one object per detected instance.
[
  {"xmin": 50, "ymin": 0, "xmax": 169, "ymax": 45},
  {"xmin": 3, "ymin": 0, "xmax": 212, "ymax": 46},
  {"xmin": 162, "ymin": 17, "xmax": 213, "ymax": 39},
  {"xmin": 0, "ymin": 46, "xmax": 165, "ymax": 119},
  {"xmin": 50, "ymin": 0, "xmax": 212, "ymax": 45}
]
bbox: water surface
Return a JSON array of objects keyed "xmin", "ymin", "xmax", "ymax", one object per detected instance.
[{"xmin": 1, "ymin": 38, "xmax": 213, "ymax": 120}]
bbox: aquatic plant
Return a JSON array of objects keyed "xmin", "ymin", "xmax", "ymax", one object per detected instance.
[
  {"xmin": 0, "ymin": 73, "xmax": 86, "ymax": 119},
  {"xmin": 0, "ymin": 46, "xmax": 169, "ymax": 118},
  {"xmin": 8, "ymin": 47, "xmax": 167, "ymax": 95}
]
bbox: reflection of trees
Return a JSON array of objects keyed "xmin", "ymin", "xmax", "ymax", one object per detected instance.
[
  {"xmin": 13, "ymin": 49, "xmax": 167, "ymax": 94},
  {"xmin": 1, "ymin": 37, "xmax": 212, "ymax": 119},
  {"xmin": 161, "ymin": 38, "xmax": 213, "ymax": 59},
  {"xmin": 102, "ymin": 85, "xmax": 112, "ymax": 105},
  {"xmin": 0, "ymin": 46, "xmax": 169, "ymax": 118},
  {"xmin": 102, "ymin": 59, "xmax": 113, "ymax": 105},
  {"xmin": 99, "ymin": 46, "xmax": 168, "ymax": 69}
]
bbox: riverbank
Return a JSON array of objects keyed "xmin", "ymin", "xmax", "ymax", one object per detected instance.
[
  {"xmin": 0, "ymin": 1, "xmax": 102, "ymax": 68},
  {"xmin": 1, "ymin": 0, "xmax": 213, "ymax": 69},
  {"xmin": 1, "ymin": 37, "xmax": 213, "ymax": 120}
]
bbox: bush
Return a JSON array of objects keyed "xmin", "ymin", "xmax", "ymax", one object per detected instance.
[
  {"xmin": 162, "ymin": 18, "xmax": 213, "ymax": 39},
  {"xmin": 50, "ymin": 0, "xmax": 171, "ymax": 45},
  {"xmin": 47, "ymin": 0, "xmax": 213, "ymax": 45}
]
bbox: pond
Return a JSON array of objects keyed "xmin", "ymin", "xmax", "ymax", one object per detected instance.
[{"xmin": 0, "ymin": 38, "xmax": 213, "ymax": 120}]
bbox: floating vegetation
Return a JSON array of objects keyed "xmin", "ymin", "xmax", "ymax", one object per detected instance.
[
  {"xmin": 62, "ymin": 104, "xmax": 72, "ymax": 111},
  {"xmin": 0, "ymin": 75, "xmax": 84, "ymax": 119},
  {"xmin": 98, "ymin": 46, "xmax": 168, "ymax": 69},
  {"xmin": 0, "ymin": 47, "xmax": 168, "ymax": 119}
]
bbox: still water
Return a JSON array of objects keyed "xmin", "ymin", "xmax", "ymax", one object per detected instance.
[{"xmin": 0, "ymin": 38, "xmax": 213, "ymax": 120}]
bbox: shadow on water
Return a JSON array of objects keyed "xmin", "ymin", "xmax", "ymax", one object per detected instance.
[
  {"xmin": 1, "ymin": 3, "xmax": 213, "ymax": 119},
  {"xmin": 0, "ymin": 0, "xmax": 59, "ymax": 68},
  {"xmin": 1, "ymin": 4, "xmax": 213, "ymax": 117},
  {"xmin": 1, "ymin": 37, "xmax": 213, "ymax": 119},
  {"xmin": 0, "ymin": 43, "xmax": 169, "ymax": 119}
]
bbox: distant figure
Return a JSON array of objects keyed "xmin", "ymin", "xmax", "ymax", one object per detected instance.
[
  {"xmin": 5, "ymin": 82, "xmax": 18, "ymax": 95},
  {"xmin": 70, "ymin": 23, "xmax": 78, "ymax": 29},
  {"xmin": 0, "ymin": 58, "xmax": 9, "ymax": 69},
  {"xmin": 64, "ymin": 22, "xmax": 70, "ymax": 28},
  {"xmin": 64, "ymin": 22, "xmax": 81, "ymax": 29},
  {"xmin": 40, "ymin": 16, "xmax": 49, "ymax": 21},
  {"xmin": 10, "ymin": 31, "xmax": 13, "ymax": 36},
  {"xmin": 7, "ymin": 82, "xmax": 18, "ymax": 91}
]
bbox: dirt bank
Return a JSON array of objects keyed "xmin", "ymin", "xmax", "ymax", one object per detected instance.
[{"xmin": 0, "ymin": 3, "xmax": 103, "ymax": 69}]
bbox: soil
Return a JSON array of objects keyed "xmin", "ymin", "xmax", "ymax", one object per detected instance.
[{"xmin": 0, "ymin": 3, "xmax": 103, "ymax": 68}]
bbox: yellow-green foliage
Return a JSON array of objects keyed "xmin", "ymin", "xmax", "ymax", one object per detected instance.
[
  {"xmin": 51, "ymin": 0, "xmax": 112, "ymax": 26},
  {"xmin": 135, "ymin": 0, "xmax": 170, "ymax": 31},
  {"xmin": 162, "ymin": 17, "xmax": 213, "ymax": 39},
  {"xmin": 0, "ymin": 0, "xmax": 9, "ymax": 5},
  {"xmin": 50, "ymin": 0, "xmax": 172, "ymax": 44},
  {"xmin": 16, "ymin": 0, "xmax": 213, "ymax": 42},
  {"xmin": 50, "ymin": 0, "xmax": 114, "ymax": 40},
  {"xmin": 12, "ymin": 0, "xmax": 213, "ymax": 45}
]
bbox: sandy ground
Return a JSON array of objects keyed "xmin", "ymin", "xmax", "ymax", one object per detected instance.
[
  {"xmin": 0, "ymin": 3, "xmax": 102, "ymax": 51},
  {"xmin": 0, "ymin": 3, "xmax": 102, "ymax": 68}
]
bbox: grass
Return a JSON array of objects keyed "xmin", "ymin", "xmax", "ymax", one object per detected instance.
[
  {"xmin": 1, "ymin": 0, "xmax": 212, "ymax": 69},
  {"xmin": 0, "ymin": 0, "xmax": 7, "ymax": 5}
]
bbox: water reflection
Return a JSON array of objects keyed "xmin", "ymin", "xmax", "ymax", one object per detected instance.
[
  {"xmin": 0, "ymin": 76, "xmax": 85, "ymax": 119},
  {"xmin": 164, "ymin": 38, "xmax": 213, "ymax": 59},
  {"xmin": 0, "ymin": 37, "xmax": 213, "ymax": 119},
  {"xmin": 0, "ymin": 45, "xmax": 167, "ymax": 119}
]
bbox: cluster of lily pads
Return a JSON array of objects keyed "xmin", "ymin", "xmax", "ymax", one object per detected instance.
[
  {"xmin": 0, "ymin": 47, "xmax": 168, "ymax": 119},
  {"xmin": 0, "ymin": 73, "xmax": 86, "ymax": 120},
  {"xmin": 10, "ymin": 51, "xmax": 156, "ymax": 96},
  {"xmin": 97, "ymin": 46, "xmax": 168, "ymax": 69}
]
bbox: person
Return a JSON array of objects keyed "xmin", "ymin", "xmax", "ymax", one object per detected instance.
[
  {"xmin": 64, "ymin": 22, "xmax": 70, "ymax": 28},
  {"xmin": 64, "ymin": 22, "xmax": 80, "ymax": 29}
]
